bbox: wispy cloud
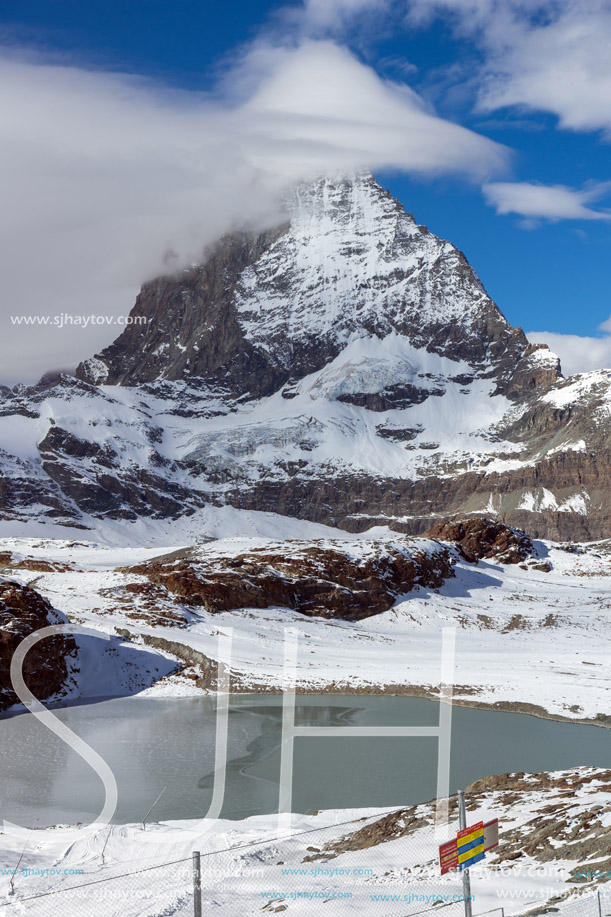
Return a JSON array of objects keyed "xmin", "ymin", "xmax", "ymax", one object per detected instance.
[
  {"xmin": 298, "ymin": 0, "xmax": 392, "ymax": 33},
  {"xmin": 405, "ymin": 0, "xmax": 611, "ymax": 137},
  {"xmin": 483, "ymin": 180, "xmax": 611, "ymax": 222}
]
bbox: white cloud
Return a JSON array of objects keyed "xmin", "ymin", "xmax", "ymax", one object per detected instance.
[
  {"xmin": 299, "ymin": 1, "xmax": 611, "ymax": 142},
  {"xmin": 406, "ymin": 0, "xmax": 611, "ymax": 137},
  {"xmin": 0, "ymin": 40, "xmax": 506, "ymax": 385},
  {"xmin": 476, "ymin": 3, "xmax": 611, "ymax": 136},
  {"xmin": 528, "ymin": 317, "xmax": 611, "ymax": 376},
  {"xmin": 483, "ymin": 180, "xmax": 611, "ymax": 221}
]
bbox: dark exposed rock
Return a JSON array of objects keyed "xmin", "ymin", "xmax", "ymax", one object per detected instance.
[
  {"xmin": 222, "ymin": 447, "xmax": 611, "ymax": 542},
  {"xmin": 40, "ymin": 458, "xmax": 193, "ymax": 520},
  {"xmin": 337, "ymin": 383, "xmax": 444, "ymax": 411},
  {"xmin": 426, "ymin": 518, "xmax": 534, "ymax": 564},
  {"xmin": 35, "ymin": 422, "xmax": 196, "ymax": 520},
  {"xmin": 77, "ymin": 225, "xmax": 290, "ymax": 397},
  {"xmin": 506, "ymin": 343, "xmax": 562, "ymax": 397},
  {"xmin": 39, "ymin": 426, "xmax": 118, "ymax": 467},
  {"xmin": 375, "ymin": 425, "xmax": 421, "ymax": 442},
  {"xmin": 124, "ymin": 540, "xmax": 455, "ymax": 621},
  {"xmin": 0, "ymin": 465, "xmax": 83, "ymax": 524},
  {"xmin": 0, "ymin": 580, "xmax": 76, "ymax": 710}
]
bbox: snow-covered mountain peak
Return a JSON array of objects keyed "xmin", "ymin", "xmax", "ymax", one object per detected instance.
[
  {"xmin": 237, "ymin": 170, "xmax": 485, "ymax": 348},
  {"xmin": 284, "ymin": 170, "xmax": 408, "ymax": 228},
  {"xmin": 75, "ymin": 171, "xmax": 547, "ymax": 400}
]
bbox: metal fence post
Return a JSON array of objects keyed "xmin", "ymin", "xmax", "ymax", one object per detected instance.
[
  {"xmin": 598, "ymin": 888, "xmax": 602, "ymax": 917},
  {"xmin": 193, "ymin": 850, "xmax": 202, "ymax": 917},
  {"xmin": 458, "ymin": 790, "xmax": 473, "ymax": 917}
]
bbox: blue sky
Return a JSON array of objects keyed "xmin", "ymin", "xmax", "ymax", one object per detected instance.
[{"xmin": 2, "ymin": 0, "xmax": 611, "ymax": 379}]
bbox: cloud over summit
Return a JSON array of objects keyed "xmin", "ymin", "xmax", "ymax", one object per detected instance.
[{"xmin": 0, "ymin": 37, "xmax": 506, "ymax": 384}]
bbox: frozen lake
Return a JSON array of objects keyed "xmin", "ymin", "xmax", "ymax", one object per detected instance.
[{"xmin": 1, "ymin": 695, "xmax": 609, "ymax": 827}]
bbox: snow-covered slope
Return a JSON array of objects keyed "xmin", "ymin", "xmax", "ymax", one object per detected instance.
[
  {"xmin": 2, "ymin": 529, "xmax": 611, "ymax": 723},
  {"xmin": 1, "ymin": 357, "xmax": 609, "ymax": 539}
]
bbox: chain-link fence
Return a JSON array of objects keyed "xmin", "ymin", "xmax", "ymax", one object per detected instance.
[
  {"xmin": 508, "ymin": 889, "xmax": 609, "ymax": 917},
  {"xmin": 0, "ymin": 807, "xmax": 468, "ymax": 916},
  {"xmin": 0, "ymin": 857, "xmax": 195, "ymax": 917},
  {"xmin": 4, "ymin": 812, "xmax": 608, "ymax": 916}
]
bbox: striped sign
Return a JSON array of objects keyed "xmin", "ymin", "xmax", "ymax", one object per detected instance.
[
  {"xmin": 457, "ymin": 821, "xmax": 485, "ymax": 871},
  {"xmin": 439, "ymin": 817, "xmax": 498, "ymax": 875}
]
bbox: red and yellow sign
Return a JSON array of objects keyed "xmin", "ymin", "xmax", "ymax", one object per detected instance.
[{"xmin": 439, "ymin": 839, "xmax": 459, "ymax": 875}]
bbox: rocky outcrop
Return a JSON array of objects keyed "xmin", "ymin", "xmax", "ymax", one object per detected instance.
[
  {"xmin": 506, "ymin": 342, "xmax": 561, "ymax": 396},
  {"xmin": 426, "ymin": 518, "xmax": 534, "ymax": 564},
  {"xmin": 0, "ymin": 552, "xmax": 74, "ymax": 573},
  {"xmin": 125, "ymin": 539, "xmax": 455, "ymax": 621},
  {"xmin": 0, "ymin": 580, "xmax": 76, "ymax": 710},
  {"xmin": 38, "ymin": 424, "xmax": 196, "ymax": 521}
]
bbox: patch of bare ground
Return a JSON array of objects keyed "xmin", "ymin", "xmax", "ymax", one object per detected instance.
[{"xmin": 502, "ymin": 613, "xmax": 530, "ymax": 632}]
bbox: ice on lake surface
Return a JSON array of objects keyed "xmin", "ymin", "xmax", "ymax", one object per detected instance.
[{"xmin": 1, "ymin": 694, "xmax": 609, "ymax": 827}]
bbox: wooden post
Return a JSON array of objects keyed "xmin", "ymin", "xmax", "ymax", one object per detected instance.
[{"xmin": 193, "ymin": 851, "xmax": 202, "ymax": 917}]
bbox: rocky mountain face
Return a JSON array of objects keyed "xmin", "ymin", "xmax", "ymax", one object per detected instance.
[
  {"xmin": 0, "ymin": 172, "xmax": 609, "ymax": 540},
  {"xmin": 0, "ymin": 579, "xmax": 75, "ymax": 710}
]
